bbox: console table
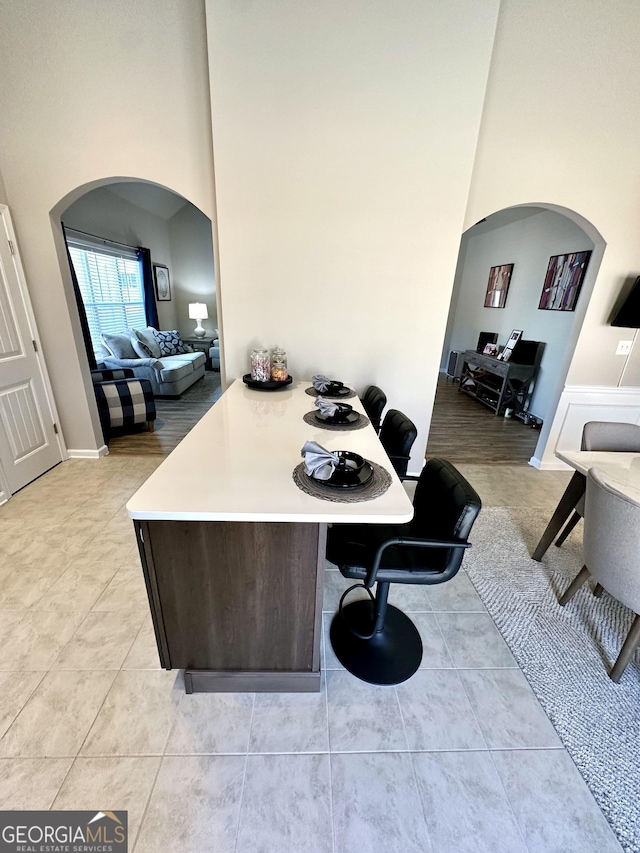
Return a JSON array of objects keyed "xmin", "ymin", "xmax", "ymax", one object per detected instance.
[
  {"xmin": 458, "ymin": 350, "xmax": 537, "ymax": 415},
  {"xmin": 126, "ymin": 380, "xmax": 413, "ymax": 693}
]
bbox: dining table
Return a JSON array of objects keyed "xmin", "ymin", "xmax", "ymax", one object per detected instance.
[
  {"xmin": 126, "ymin": 378, "xmax": 414, "ymax": 693},
  {"xmin": 531, "ymin": 449, "xmax": 640, "ymax": 561}
]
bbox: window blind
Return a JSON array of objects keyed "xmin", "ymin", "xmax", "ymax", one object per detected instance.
[{"xmin": 67, "ymin": 236, "xmax": 146, "ymax": 359}]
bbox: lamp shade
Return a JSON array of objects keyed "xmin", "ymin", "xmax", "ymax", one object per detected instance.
[
  {"xmin": 612, "ymin": 277, "xmax": 640, "ymax": 328},
  {"xmin": 188, "ymin": 303, "xmax": 208, "ymax": 321}
]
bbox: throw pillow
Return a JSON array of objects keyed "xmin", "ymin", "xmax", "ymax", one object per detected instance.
[
  {"xmin": 130, "ymin": 337, "xmax": 155, "ymax": 359},
  {"xmin": 102, "ymin": 332, "xmax": 138, "ymax": 360},
  {"xmin": 133, "ymin": 327, "xmax": 162, "ymax": 359},
  {"xmin": 153, "ymin": 329, "xmax": 188, "ymax": 356}
]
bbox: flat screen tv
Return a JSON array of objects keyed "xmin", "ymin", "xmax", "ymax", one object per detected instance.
[
  {"xmin": 476, "ymin": 331, "xmax": 498, "ymax": 353},
  {"xmin": 612, "ymin": 277, "xmax": 640, "ymax": 327}
]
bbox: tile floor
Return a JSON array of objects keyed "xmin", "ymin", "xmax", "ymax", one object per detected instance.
[{"xmin": 0, "ymin": 458, "xmax": 623, "ymax": 852}]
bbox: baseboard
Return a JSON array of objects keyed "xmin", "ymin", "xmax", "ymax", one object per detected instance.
[
  {"xmin": 530, "ymin": 455, "xmax": 571, "ymax": 471},
  {"xmin": 67, "ymin": 445, "xmax": 109, "ymax": 459}
]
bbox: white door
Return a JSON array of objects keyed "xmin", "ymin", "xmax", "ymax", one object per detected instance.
[{"xmin": 0, "ymin": 205, "xmax": 63, "ymax": 496}]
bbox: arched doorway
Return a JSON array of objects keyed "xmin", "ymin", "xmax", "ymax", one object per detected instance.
[
  {"xmin": 427, "ymin": 203, "xmax": 606, "ymax": 465},
  {"xmin": 50, "ymin": 177, "xmax": 223, "ymax": 455}
]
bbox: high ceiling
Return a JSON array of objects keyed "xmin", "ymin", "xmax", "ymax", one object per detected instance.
[{"xmin": 107, "ymin": 181, "xmax": 188, "ymax": 221}]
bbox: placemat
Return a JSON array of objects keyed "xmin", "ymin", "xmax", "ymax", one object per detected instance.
[
  {"xmin": 305, "ymin": 386, "xmax": 357, "ymax": 400},
  {"xmin": 303, "ymin": 411, "xmax": 370, "ymax": 431},
  {"xmin": 292, "ymin": 460, "xmax": 392, "ymax": 503}
]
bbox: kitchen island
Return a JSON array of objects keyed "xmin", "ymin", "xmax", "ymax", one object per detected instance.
[{"xmin": 127, "ymin": 379, "xmax": 414, "ymax": 692}]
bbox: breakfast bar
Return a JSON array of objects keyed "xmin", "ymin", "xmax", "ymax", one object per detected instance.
[{"xmin": 127, "ymin": 379, "xmax": 414, "ymax": 692}]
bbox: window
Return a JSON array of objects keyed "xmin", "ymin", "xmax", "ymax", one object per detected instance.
[{"xmin": 67, "ymin": 235, "xmax": 146, "ymax": 359}]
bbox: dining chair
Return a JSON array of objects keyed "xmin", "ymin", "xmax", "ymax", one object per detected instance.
[
  {"xmin": 558, "ymin": 467, "xmax": 640, "ymax": 682},
  {"xmin": 555, "ymin": 421, "xmax": 640, "ymax": 548},
  {"xmin": 361, "ymin": 385, "xmax": 387, "ymax": 432},
  {"xmin": 326, "ymin": 458, "xmax": 481, "ymax": 684},
  {"xmin": 379, "ymin": 408, "xmax": 417, "ymax": 478}
]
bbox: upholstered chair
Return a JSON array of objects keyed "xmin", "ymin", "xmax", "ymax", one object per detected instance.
[
  {"xmin": 555, "ymin": 421, "xmax": 640, "ymax": 547},
  {"xmin": 91, "ymin": 369, "xmax": 156, "ymax": 443},
  {"xmin": 559, "ymin": 467, "xmax": 640, "ymax": 682}
]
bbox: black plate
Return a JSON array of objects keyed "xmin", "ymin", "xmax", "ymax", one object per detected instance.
[
  {"xmin": 313, "ymin": 460, "xmax": 374, "ymax": 490},
  {"xmin": 315, "ymin": 410, "xmax": 361, "ymax": 426},
  {"xmin": 243, "ymin": 374, "xmax": 293, "ymax": 391},
  {"xmin": 320, "ymin": 385, "xmax": 351, "ymax": 398}
]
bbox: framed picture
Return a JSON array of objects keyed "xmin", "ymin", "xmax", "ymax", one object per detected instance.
[
  {"xmin": 153, "ymin": 264, "xmax": 171, "ymax": 301},
  {"xmin": 482, "ymin": 343, "xmax": 498, "ymax": 356},
  {"xmin": 538, "ymin": 251, "xmax": 592, "ymax": 311},
  {"xmin": 497, "ymin": 329, "xmax": 522, "ymax": 361},
  {"xmin": 484, "ymin": 263, "xmax": 514, "ymax": 308}
]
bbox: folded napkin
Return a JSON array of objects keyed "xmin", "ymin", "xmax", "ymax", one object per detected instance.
[
  {"xmin": 312, "ymin": 375, "xmax": 332, "ymax": 392},
  {"xmin": 301, "ymin": 440, "xmax": 339, "ymax": 480},
  {"xmin": 314, "ymin": 396, "xmax": 338, "ymax": 418}
]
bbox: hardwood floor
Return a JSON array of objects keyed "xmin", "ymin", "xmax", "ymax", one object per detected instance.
[
  {"xmin": 426, "ymin": 373, "xmax": 540, "ymax": 464},
  {"xmin": 107, "ymin": 372, "xmax": 222, "ymax": 457},
  {"xmin": 106, "ymin": 371, "xmax": 537, "ymax": 464}
]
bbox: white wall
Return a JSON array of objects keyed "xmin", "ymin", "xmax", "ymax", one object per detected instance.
[
  {"xmin": 466, "ymin": 0, "xmax": 640, "ymax": 395},
  {"xmin": 2, "ymin": 0, "xmax": 640, "ymax": 463},
  {"xmin": 206, "ymin": 0, "xmax": 500, "ymax": 469},
  {"xmin": 0, "ymin": 0, "xmax": 215, "ymax": 453},
  {"xmin": 168, "ymin": 205, "xmax": 217, "ymax": 341},
  {"xmin": 63, "ymin": 187, "xmax": 178, "ymax": 332},
  {"xmin": 0, "ymin": 169, "xmax": 7, "ymax": 206},
  {"xmin": 443, "ymin": 210, "xmax": 595, "ymax": 421}
]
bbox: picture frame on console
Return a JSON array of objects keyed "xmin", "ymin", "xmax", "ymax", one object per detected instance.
[
  {"xmin": 484, "ymin": 263, "xmax": 514, "ymax": 308},
  {"xmin": 538, "ymin": 251, "xmax": 591, "ymax": 311},
  {"xmin": 497, "ymin": 329, "xmax": 522, "ymax": 362},
  {"xmin": 153, "ymin": 264, "xmax": 171, "ymax": 301}
]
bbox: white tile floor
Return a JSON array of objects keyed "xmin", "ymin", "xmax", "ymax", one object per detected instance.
[{"xmin": 0, "ymin": 457, "xmax": 623, "ymax": 852}]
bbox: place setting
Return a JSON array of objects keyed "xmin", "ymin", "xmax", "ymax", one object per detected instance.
[
  {"xmin": 303, "ymin": 396, "xmax": 370, "ymax": 431},
  {"xmin": 305, "ymin": 374, "xmax": 357, "ymax": 399},
  {"xmin": 292, "ymin": 440, "xmax": 391, "ymax": 503}
]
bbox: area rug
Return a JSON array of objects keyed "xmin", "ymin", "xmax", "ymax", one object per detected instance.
[
  {"xmin": 175, "ymin": 371, "xmax": 222, "ymax": 404},
  {"xmin": 464, "ymin": 507, "xmax": 640, "ymax": 853}
]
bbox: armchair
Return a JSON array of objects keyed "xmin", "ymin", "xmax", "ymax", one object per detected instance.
[{"xmin": 91, "ymin": 369, "xmax": 156, "ymax": 444}]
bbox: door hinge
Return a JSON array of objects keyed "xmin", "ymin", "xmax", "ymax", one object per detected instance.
[
  {"xmin": 32, "ymin": 339, "xmax": 38, "ymax": 353},
  {"xmin": 53, "ymin": 423, "xmax": 58, "ymax": 434},
  {"xmin": 7, "ymin": 240, "xmax": 15, "ymax": 255}
]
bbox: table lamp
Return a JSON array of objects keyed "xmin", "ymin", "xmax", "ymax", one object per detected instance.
[{"xmin": 188, "ymin": 303, "xmax": 208, "ymax": 338}]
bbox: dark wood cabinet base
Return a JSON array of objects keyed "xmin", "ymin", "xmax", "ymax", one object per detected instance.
[
  {"xmin": 184, "ymin": 669, "xmax": 322, "ymax": 693},
  {"xmin": 134, "ymin": 519, "xmax": 326, "ymax": 693}
]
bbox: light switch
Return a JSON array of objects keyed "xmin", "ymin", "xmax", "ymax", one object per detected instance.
[{"xmin": 616, "ymin": 340, "xmax": 633, "ymax": 356}]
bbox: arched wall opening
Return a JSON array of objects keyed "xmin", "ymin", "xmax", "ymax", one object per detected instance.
[
  {"xmin": 435, "ymin": 202, "xmax": 606, "ymax": 465},
  {"xmin": 49, "ymin": 176, "xmax": 222, "ymax": 452}
]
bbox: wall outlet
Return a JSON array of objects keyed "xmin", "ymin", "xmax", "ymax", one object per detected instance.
[{"xmin": 616, "ymin": 340, "xmax": 633, "ymax": 356}]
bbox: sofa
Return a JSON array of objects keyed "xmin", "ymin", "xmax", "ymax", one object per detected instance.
[
  {"xmin": 100, "ymin": 327, "xmax": 206, "ymax": 397},
  {"xmin": 209, "ymin": 337, "xmax": 221, "ymax": 371}
]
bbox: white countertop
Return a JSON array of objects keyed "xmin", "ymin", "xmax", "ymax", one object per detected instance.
[
  {"xmin": 127, "ymin": 379, "xmax": 415, "ymax": 523},
  {"xmin": 556, "ymin": 450, "xmax": 640, "ymax": 503}
]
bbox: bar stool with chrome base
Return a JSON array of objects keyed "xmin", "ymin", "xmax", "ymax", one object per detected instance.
[{"xmin": 326, "ymin": 458, "xmax": 481, "ymax": 685}]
